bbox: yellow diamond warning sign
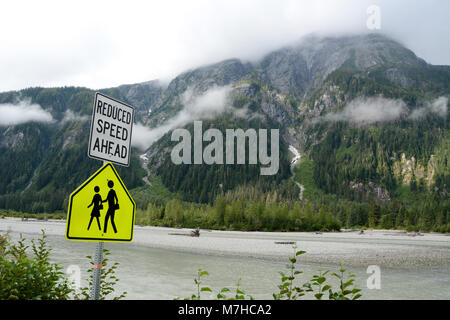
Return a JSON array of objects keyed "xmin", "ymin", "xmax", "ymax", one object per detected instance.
[{"xmin": 66, "ymin": 162, "xmax": 136, "ymax": 242}]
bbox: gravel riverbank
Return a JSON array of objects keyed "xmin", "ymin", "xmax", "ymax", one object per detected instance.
[{"xmin": 1, "ymin": 217, "xmax": 449, "ymax": 269}]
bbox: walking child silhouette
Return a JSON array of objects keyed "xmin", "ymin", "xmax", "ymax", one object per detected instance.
[
  {"xmin": 87, "ymin": 186, "xmax": 102, "ymax": 231},
  {"xmin": 103, "ymin": 180, "xmax": 119, "ymax": 233}
]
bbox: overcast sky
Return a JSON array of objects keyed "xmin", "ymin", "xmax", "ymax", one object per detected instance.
[{"xmin": 1, "ymin": 0, "xmax": 449, "ymax": 92}]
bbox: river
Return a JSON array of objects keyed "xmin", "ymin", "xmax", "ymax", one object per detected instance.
[{"xmin": 1, "ymin": 218, "xmax": 449, "ymax": 300}]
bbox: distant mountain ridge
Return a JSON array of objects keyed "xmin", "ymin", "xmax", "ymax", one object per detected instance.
[{"xmin": 0, "ymin": 33, "xmax": 448, "ymax": 212}]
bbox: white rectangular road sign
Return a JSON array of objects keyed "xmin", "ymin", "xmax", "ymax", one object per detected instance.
[{"xmin": 88, "ymin": 92, "xmax": 134, "ymax": 166}]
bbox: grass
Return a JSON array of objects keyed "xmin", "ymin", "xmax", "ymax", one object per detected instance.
[
  {"xmin": 130, "ymin": 174, "xmax": 179, "ymax": 210},
  {"xmin": 0, "ymin": 209, "xmax": 65, "ymax": 220}
]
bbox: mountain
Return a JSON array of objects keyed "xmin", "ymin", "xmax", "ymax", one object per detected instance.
[
  {"xmin": 259, "ymin": 33, "xmax": 427, "ymax": 98},
  {"xmin": 0, "ymin": 33, "xmax": 448, "ymax": 231},
  {"xmin": 143, "ymin": 33, "xmax": 449, "ymax": 203},
  {"xmin": 101, "ymin": 80, "xmax": 164, "ymax": 121},
  {"xmin": 0, "ymin": 86, "xmax": 149, "ymax": 212}
]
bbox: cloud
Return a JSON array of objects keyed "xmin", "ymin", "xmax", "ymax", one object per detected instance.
[
  {"xmin": 132, "ymin": 123, "xmax": 167, "ymax": 151},
  {"xmin": 322, "ymin": 96, "xmax": 407, "ymax": 124},
  {"xmin": 318, "ymin": 96, "xmax": 448, "ymax": 124},
  {"xmin": 1, "ymin": 1, "xmax": 450, "ymax": 92},
  {"xmin": 0, "ymin": 100, "xmax": 53, "ymax": 126},
  {"xmin": 131, "ymin": 86, "xmax": 234, "ymax": 150},
  {"xmin": 180, "ymin": 86, "xmax": 234, "ymax": 119},
  {"xmin": 409, "ymin": 96, "xmax": 448, "ymax": 119},
  {"xmin": 61, "ymin": 110, "xmax": 90, "ymax": 123}
]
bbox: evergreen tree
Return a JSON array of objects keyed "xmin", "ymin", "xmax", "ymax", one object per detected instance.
[{"xmin": 368, "ymin": 201, "xmax": 380, "ymax": 228}]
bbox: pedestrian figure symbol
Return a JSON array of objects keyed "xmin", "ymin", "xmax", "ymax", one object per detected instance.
[
  {"xmin": 103, "ymin": 180, "xmax": 119, "ymax": 233},
  {"xmin": 87, "ymin": 186, "xmax": 102, "ymax": 231},
  {"xmin": 66, "ymin": 162, "xmax": 135, "ymax": 242},
  {"xmin": 86, "ymin": 182, "xmax": 120, "ymax": 234}
]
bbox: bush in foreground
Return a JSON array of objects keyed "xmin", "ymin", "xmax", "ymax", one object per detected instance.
[
  {"xmin": 0, "ymin": 231, "xmax": 126, "ymax": 300},
  {"xmin": 178, "ymin": 244, "xmax": 362, "ymax": 300},
  {"xmin": 0, "ymin": 231, "xmax": 72, "ymax": 300}
]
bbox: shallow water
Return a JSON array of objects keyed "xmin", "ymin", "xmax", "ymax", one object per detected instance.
[{"xmin": 6, "ymin": 232, "xmax": 450, "ymax": 300}]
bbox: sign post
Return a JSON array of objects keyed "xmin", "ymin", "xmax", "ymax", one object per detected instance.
[
  {"xmin": 91, "ymin": 157, "xmax": 105, "ymax": 300},
  {"xmin": 66, "ymin": 92, "xmax": 135, "ymax": 300},
  {"xmin": 91, "ymin": 241, "xmax": 104, "ymax": 300}
]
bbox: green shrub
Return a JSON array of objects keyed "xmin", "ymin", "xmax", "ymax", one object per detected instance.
[
  {"xmin": 0, "ymin": 231, "xmax": 126, "ymax": 300},
  {"xmin": 0, "ymin": 231, "xmax": 73, "ymax": 300},
  {"xmin": 179, "ymin": 244, "xmax": 362, "ymax": 300}
]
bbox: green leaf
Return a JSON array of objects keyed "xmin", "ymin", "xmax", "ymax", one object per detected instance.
[{"xmin": 343, "ymin": 290, "xmax": 352, "ymax": 295}]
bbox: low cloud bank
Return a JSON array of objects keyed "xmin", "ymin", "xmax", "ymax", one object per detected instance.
[
  {"xmin": 409, "ymin": 96, "xmax": 448, "ymax": 119},
  {"xmin": 132, "ymin": 85, "xmax": 235, "ymax": 151},
  {"xmin": 322, "ymin": 97, "xmax": 407, "ymax": 124},
  {"xmin": 320, "ymin": 96, "xmax": 448, "ymax": 124},
  {"xmin": 0, "ymin": 100, "xmax": 53, "ymax": 126}
]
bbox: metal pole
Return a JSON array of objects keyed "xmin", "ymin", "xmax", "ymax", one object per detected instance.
[
  {"xmin": 90, "ymin": 241, "xmax": 104, "ymax": 300},
  {"xmin": 90, "ymin": 160, "xmax": 107, "ymax": 300}
]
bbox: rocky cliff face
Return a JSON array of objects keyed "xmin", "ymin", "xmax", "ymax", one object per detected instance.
[
  {"xmin": 256, "ymin": 34, "xmax": 425, "ymax": 98},
  {"xmin": 102, "ymin": 80, "xmax": 164, "ymax": 122},
  {"xmin": 393, "ymin": 153, "xmax": 436, "ymax": 186},
  {"xmin": 349, "ymin": 181, "xmax": 391, "ymax": 202}
]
